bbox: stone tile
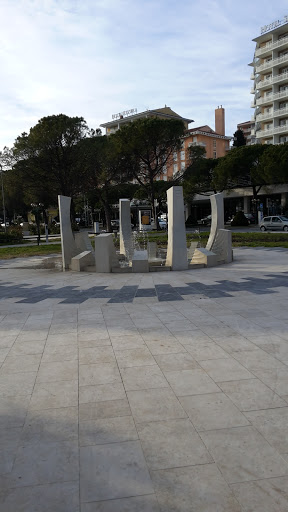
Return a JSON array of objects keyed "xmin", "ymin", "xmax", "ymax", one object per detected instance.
[
  {"xmin": 151, "ymin": 464, "xmax": 241, "ymax": 511},
  {"xmin": 232, "ymin": 349, "xmax": 285, "ymax": 370},
  {"xmin": 79, "ymin": 382, "xmax": 126, "ymax": 404},
  {"xmin": 0, "ymin": 371, "xmax": 36, "ymax": 397},
  {"xmin": 29, "ymin": 380, "xmax": 78, "ymax": 410},
  {"xmin": 16, "ymin": 330, "xmax": 48, "ymax": 342},
  {"xmin": 80, "ymin": 416, "xmax": 138, "ymax": 446},
  {"xmin": 0, "ymin": 481, "xmax": 79, "ymax": 512},
  {"xmin": 0, "ymin": 427, "xmax": 22, "ymax": 473},
  {"xmin": 22, "ymin": 406, "xmax": 78, "ymax": 442},
  {"xmin": 7, "ymin": 439, "xmax": 78, "ymax": 487},
  {"xmin": 121, "ymin": 365, "xmax": 169, "ymax": 391},
  {"xmin": 179, "ymin": 393, "xmax": 250, "ymax": 431},
  {"xmin": 154, "ymin": 353, "xmax": 200, "ymax": 372},
  {"xmin": 79, "ymin": 398, "xmax": 131, "ymax": 421},
  {"xmin": 0, "ymin": 348, "xmax": 10, "ymax": 363},
  {"xmin": 80, "ymin": 441, "xmax": 153, "ymax": 502},
  {"xmin": 46, "ymin": 333, "xmax": 77, "ymax": 345},
  {"xmin": 245, "ymin": 407, "xmax": 288, "ymax": 453},
  {"xmin": 79, "ymin": 363, "xmax": 121, "ymax": 387},
  {"xmin": 260, "ymin": 340, "xmax": 288, "ymax": 361},
  {"xmin": 79, "ymin": 346, "xmax": 115, "ymax": 365},
  {"xmin": 0, "ymin": 335, "xmax": 17, "ymax": 349},
  {"xmin": 215, "ymin": 336, "xmax": 258, "ymax": 353},
  {"xmin": 127, "ymin": 388, "xmax": 187, "ymax": 423},
  {"xmin": 173, "ymin": 331, "xmax": 212, "ymax": 345},
  {"xmin": 164, "ymin": 369, "xmax": 220, "ymax": 396},
  {"xmin": 114, "ymin": 348, "xmax": 156, "ymax": 368},
  {"xmin": 144, "ymin": 338, "xmax": 185, "ymax": 355},
  {"xmin": 199, "ymin": 358, "xmax": 253, "ymax": 382},
  {"xmin": 0, "ymin": 395, "xmax": 31, "ymax": 428},
  {"xmin": 137, "ymin": 418, "xmax": 212, "ymax": 469},
  {"xmin": 231, "ymin": 477, "xmax": 288, "ymax": 512},
  {"xmin": 9, "ymin": 340, "xmax": 46, "ymax": 356},
  {"xmin": 81, "ymin": 494, "xmax": 160, "ymax": 512},
  {"xmin": 36, "ymin": 360, "xmax": 78, "ymax": 383},
  {"xmin": 1, "ymin": 354, "xmax": 41, "ymax": 374},
  {"xmin": 200, "ymin": 426, "xmax": 288, "ymax": 483},
  {"xmin": 110, "ymin": 335, "xmax": 145, "ymax": 350},
  {"xmin": 42, "ymin": 344, "xmax": 78, "ymax": 362},
  {"xmin": 139, "ymin": 328, "xmax": 175, "ymax": 341},
  {"xmin": 185, "ymin": 342, "xmax": 230, "ymax": 360},
  {"xmin": 77, "ymin": 337, "xmax": 111, "ymax": 348},
  {"xmin": 218, "ymin": 379, "xmax": 287, "ymax": 411},
  {"xmin": 252, "ymin": 367, "xmax": 288, "ymax": 396}
]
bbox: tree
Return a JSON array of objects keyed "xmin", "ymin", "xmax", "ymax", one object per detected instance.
[
  {"xmin": 213, "ymin": 145, "xmax": 269, "ymax": 203},
  {"xmin": 182, "ymin": 146, "xmax": 219, "ymax": 200},
  {"xmin": 233, "ymin": 129, "xmax": 246, "ymax": 147},
  {"xmin": 115, "ymin": 117, "xmax": 185, "ymax": 224},
  {"xmin": 11, "ymin": 114, "xmax": 91, "ymax": 204},
  {"xmin": 79, "ymin": 134, "xmax": 132, "ymax": 231}
]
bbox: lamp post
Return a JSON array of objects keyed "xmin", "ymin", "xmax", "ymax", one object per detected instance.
[{"xmin": 0, "ymin": 163, "xmax": 6, "ymax": 233}]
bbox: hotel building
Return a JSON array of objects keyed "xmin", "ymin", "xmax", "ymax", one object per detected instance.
[{"xmin": 250, "ymin": 15, "xmax": 288, "ymax": 144}]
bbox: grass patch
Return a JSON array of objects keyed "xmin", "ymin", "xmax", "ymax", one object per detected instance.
[{"xmin": 0, "ymin": 244, "xmax": 61, "ymax": 260}]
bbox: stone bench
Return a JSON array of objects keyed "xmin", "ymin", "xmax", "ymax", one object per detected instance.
[
  {"xmin": 70, "ymin": 251, "xmax": 94, "ymax": 271},
  {"xmin": 132, "ymin": 250, "xmax": 149, "ymax": 273}
]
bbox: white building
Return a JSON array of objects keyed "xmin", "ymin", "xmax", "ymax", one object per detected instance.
[{"xmin": 250, "ymin": 15, "xmax": 288, "ymax": 144}]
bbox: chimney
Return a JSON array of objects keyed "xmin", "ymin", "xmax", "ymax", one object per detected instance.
[{"xmin": 215, "ymin": 106, "xmax": 225, "ymax": 135}]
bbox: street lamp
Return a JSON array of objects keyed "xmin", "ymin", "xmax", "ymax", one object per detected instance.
[{"xmin": 0, "ymin": 163, "xmax": 7, "ymax": 233}]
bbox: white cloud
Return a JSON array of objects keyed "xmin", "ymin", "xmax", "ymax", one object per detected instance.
[{"xmin": 1, "ymin": 0, "xmax": 288, "ymax": 147}]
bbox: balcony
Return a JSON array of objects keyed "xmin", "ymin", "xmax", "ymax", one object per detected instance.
[
  {"xmin": 256, "ymin": 90, "xmax": 288, "ymax": 106},
  {"xmin": 255, "ymin": 54, "xmax": 288, "ymax": 73},
  {"xmin": 257, "ymin": 124, "xmax": 288, "ymax": 138},
  {"xmin": 255, "ymin": 110, "xmax": 274, "ymax": 122},
  {"xmin": 274, "ymin": 105, "xmax": 288, "ymax": 117},
  {"xmin": 255, "ymin": 35, "xmax": 288, "ymax": 57},
  {"xmin": 257, "ymin": 71, "xmax": 288, "ymax": 89}
]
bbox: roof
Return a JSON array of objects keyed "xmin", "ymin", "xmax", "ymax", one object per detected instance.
[
  {"xmin": 186, "ymin": 125, "xmax": 232, "ymax": 140},
  {"xmin": 100, "ymin": 107, "xmax": 194, "ymax": 128}
]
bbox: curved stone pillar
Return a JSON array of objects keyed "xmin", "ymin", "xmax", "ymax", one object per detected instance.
[
  {"xmin": 206, "ymin": 193, "xmax": 224, "ymax": 252},
  {"xmin": 58, "ymin": 195, "xmax": 78, "ymax": 270}
]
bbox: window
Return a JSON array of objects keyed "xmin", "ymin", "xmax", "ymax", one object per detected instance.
[
  {"xmin": 173, "ymin": 164, "xmax": 178, "ymax": 174},
  {"xmin": 279, "ymin": 33, "xmax": 288, "ymax": 41},
  {"xmin": 181, "ymin": 162, "xmax": 185, "ymax": 170},
  {"xmin": 163, "ymin": 176, "xmax": 167, "ymax": 181},
  {"xmin": 280, "ymin": 84, "xmax": 288, "ymax": 92},
  {"xmin": 193, "ymin": 136, "xmax": 197, "ymax": 142},
  {"xmin": 272, "ymin": 217, "xmax": 281, "ymax": 223},
  {"xmin": 280, "ymin": 135, "xmax": 288, "ymax": 142},
  {"xmin": 173, "ymin": 152, "xmax": 178, "ymax": 161},
  {"xmin": 265, "ymin": 90, "xmax": 272, "ymax": 97},
  {"xmin": 279, "ymin": 102, "xmax": 287, "ymax": 109},
  {"xmin": 280, "ymin": 118, "xmax": 288, "ymax": 126},
  {"xmin": 213, "ymin": 140, "xmax": 216, "ymax": 148},
  {"xmin": 180, "ymin": 151, "xmax": 185, "ymax": 161},
  {"xmin": 213, "ymin": 151, "xmax": 217, "ymax": 159},
  {"xmin": 265, "ymin": 123, "xmax": 272, "ymax": 130},
  {"xmin": 162, "ymin": 166, "xmax": 167, "ymax": 174}
]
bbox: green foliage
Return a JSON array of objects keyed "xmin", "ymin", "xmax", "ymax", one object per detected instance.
[
  {"xmin": 0, "ymin": 225, "xmax": 23, "ymax": 244},
  {"xmin": 231, "ymin": 211, "xmax": 249, "ymax": 226},
  {"xmin": 182, "ymin": 146, "xmax": 218, "ymax": 198},
  {"xmin": 233, "ymin": 129, "xmax": 246, "ymax": 147}
]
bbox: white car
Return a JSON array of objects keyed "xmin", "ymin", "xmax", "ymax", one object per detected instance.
[
  {"xmin": 158, "ymin": 218, "xmax": 167, "ymax": 230},
  {"xmin": 260, "ymin": 216, "xmax": 288, "ymax": 231}
]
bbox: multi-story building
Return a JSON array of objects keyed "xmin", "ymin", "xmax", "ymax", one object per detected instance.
[
  {"xmin": 236, "ymin": 120, "xmax": 255, "ymax": 145},
  {"xmin": 250, "ymin": 15, "xmax": 288, "ymax": 144},
  {"xmin": 164, "ymin": 107, "xmax": 231, "ymax": 181}
]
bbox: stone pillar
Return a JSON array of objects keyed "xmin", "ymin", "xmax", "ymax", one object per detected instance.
[
  {"xmin": 119, "ymin": 199, "xmax": 132, "ymax": 259},
  {"xmin": 58, "ymin": 195, "xmax": 78, "ymax": 271},
  {"xmin": 166, "ymin": 186, "xmax": 188, "ymax": 270},
  {"xmin": 206, "ymin": 193, "xmax": 224, "ymax": 252},
  {"xmin": 243, "ymin": 196, "xmax": 250, "ymax": 214}
]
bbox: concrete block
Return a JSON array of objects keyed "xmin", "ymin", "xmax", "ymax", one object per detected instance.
[
  {"xmin": 70, "ymin": 251, "xmax": 94, "ymax": 271},
  {"xmin": 95, "ymin": 234, "xmax": 119, "ymax": 273},
  {"xmin": 191, "ymin": 248, "xmax": 218, "ymax": 267},
  {"xmin": 132, "ymin": 250, "xmax": 149, "ymax": 273}
]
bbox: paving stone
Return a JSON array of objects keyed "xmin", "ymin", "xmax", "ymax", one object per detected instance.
[
  {"xmin": 218, "ymin": 379, "xmax": 287, "ymax": 411},
  {"xmin": 81, "ymin": 495, "xmax": 160, "ymax": 512},
  {"xmin": 164, "ymin": 369, "xmax": 220, "ymax": 396},
  {"xmin": 80, "ymin": 441, "xmax": 153, "ymax": 502},
  {"xmin": 127, "ymin": 388, "xmax": 187, "ymax": 423},
  {"xmin": 120, "ymin": 365, "xmax": 169, "ymax": 391}
]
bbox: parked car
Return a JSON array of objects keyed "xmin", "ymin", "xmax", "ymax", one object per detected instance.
[
  {"xmin": 158, "ymin": 218, "xmax": 167, "ymax": 230},
  {"xmin": 198, "ymin": 215, "xmax": 212, "ymax": 226},
  {"xmin": 244, "ymin": 213, "xmax": 256, "ymax": 224},
  {"xmin": 259, "ymin": 215, "xmax": 288, "ymax": 231}
]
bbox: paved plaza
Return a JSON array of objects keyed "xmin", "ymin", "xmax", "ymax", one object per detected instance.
[{"xmin": 1, "ymin": 247, "xmax": 288, "ymax": 511}]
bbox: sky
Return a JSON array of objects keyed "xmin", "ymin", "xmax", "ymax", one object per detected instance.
[{"xmin": 1, "ymin": 0, "xmax": 288, "ymax": 148}]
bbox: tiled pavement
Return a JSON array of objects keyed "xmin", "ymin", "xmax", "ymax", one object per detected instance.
[{"xmin": 1, "ymin": 248, "xmax": 288, "ymax": 510}]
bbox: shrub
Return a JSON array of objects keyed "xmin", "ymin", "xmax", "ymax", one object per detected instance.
[
  {"xmin": 0, "ymin": 225, "xmax": 23, "ymax": 244},
  {"xmin": 231, "ymin": 211, "xmax": 249, "ymax": 227}
]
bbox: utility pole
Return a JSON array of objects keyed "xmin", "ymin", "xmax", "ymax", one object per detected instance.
[{"xmin": 0, "ymin": 163, "xmax": 7, "ymax": 233}]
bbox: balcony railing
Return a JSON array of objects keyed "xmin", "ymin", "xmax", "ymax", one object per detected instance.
[
  {"xmin": 255, "ymin": 54, "xmax": 288, "ymax": 73},
  {"xmin": 255, "ymin": 111, "xmax": 274, "ymax": 122},
  {"xmin": 257, "ymin": 124, "xmax": 288, "ymax": 138},
  {"xmin": 256, "ymin": 90, "xmax": 288, "ymax": 106},
  {"xmin": 257, "ymin": 71, "xmax": 288, "ymax": 89},
  {"xmin": 255, "ymin": 35, "xmax": 288, "ymax": 57}
]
